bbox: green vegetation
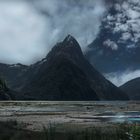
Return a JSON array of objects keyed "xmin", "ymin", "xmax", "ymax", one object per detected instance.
[
  {"xmin": 0, "ymin": 120, "xmax": 140, "ymax": 140},
  {"xmin": 0, "ymin": 78, "xmax": 7, "ymax": 90},
  {"xmin": 130, "ymin": 125, "xmax": 140, "ymax": 140}
]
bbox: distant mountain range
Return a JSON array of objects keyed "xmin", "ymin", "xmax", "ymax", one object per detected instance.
[
  {"xmin": 0, "ymin": 35, "xmax": 128, "ymax": 100},
  {"xmin": 120, "ymin": 77, "xmax": 140, "ymax": 100},
  {"xmin": 85, "ymin": 0, "xmax": 140, "ymax": 73}
]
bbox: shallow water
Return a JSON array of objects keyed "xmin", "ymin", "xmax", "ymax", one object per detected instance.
[
  {"xmin": 0, "ymin": 101, "xmax": 139, "ymax": 127},
  {"xmin": 94, "ymin": 111, "xmax": 140, "ymax": 123}
]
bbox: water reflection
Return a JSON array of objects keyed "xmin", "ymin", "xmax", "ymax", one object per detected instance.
[{"xmin": 95, "ymin": 111, "xmax": 140, "ymax": 123}]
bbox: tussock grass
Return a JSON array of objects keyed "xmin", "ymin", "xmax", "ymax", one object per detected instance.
[{"xmin": 0, "ymin": 120, "xmax": 139, "ymax": 140}]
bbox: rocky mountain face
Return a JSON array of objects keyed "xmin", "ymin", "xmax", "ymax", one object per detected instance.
[
  {"xmin": 86, "ymin": 0, "xmax": 140, "ymax": 73},
  {"xmin": 0, "ymin": 78, "xmax": 13, "ymax": 100},
  {"xmin": 0, "ymin": 35, "xmax": 129, "ymax": 100},
  {"xmin": 120, "ymin": 78, "xmax": 140, "ymax": 100}
]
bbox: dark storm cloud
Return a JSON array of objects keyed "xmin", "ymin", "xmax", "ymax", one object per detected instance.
[{"xmin": 104, "ymin": 0, "xmax": 124, "ymax": 4}]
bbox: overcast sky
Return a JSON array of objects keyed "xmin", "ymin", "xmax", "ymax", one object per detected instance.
[
  {"xmin": 0, "ymin": 0, "xmax": 140, "ymax": 86},
  {"xmin": 0, "ymin": 0, "xmax": 106, "ymax": 65}
]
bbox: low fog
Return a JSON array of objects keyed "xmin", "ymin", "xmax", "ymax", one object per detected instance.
[{"xmin": 106, "ymin": 70, "xmax": 140, "ymax": 86}]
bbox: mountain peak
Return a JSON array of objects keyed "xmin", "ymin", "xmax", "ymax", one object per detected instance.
[
  {"xmin": 46, "ymin": 35, "xmax": 83, "ymax": 62},
  {"xmin": 63, "ymin": 35, "xmax": 76, "ymax": 42},
  {"xmin": 20, "ymin": 34, "xmax": 128, "ymax": 101},
  {"xmin": 62, "ymin": 35, "xmax": 80, "ymax": 48}
]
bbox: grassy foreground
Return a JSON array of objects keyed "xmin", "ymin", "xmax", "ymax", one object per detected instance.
[{"xmin": 0, "ymin": 120, "xmax": 140, "ymax": 140}]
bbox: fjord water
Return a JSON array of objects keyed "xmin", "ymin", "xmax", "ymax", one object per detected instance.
[{"xmin": 0, "ymin": 101, "xmax": 139, "ymax": 125}]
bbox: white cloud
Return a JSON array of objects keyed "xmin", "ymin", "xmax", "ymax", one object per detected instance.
[
  {"xmin": 120, "ymin": 32, "xmax": 131, "ymax": 41},
  {"xmin": 127, "ymin": 9, "xmax": 140, "ymax": 19},
  {"xmin": 103, "ymin": 39, "xmax": 118, "ymax": 50},
  {"xmin": 31, "ymin": 0, "xmax": 106, "ymax": 51},
  {"xmin": 0, "ymin": 1, "xmax": 47, "ymax": 64},
  {"xmin": 0, "ymin": 0, "xmax": 106, "ymax": 64}
]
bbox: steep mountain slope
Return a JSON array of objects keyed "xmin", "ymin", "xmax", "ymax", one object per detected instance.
[
  {"xmin": 0, "ymin": 78, "xmax": 13, "ymax": 100},
  {"xmin": 86, "ymin": 0, "xmax": 140, "ymax": 73},
  {"xmin": 120, "ymin": 78, "xmax": 140, "ymax": 100},
  {"xmin": 21, "ymin": 35, "xmax": 128, "ymax": 100}
]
